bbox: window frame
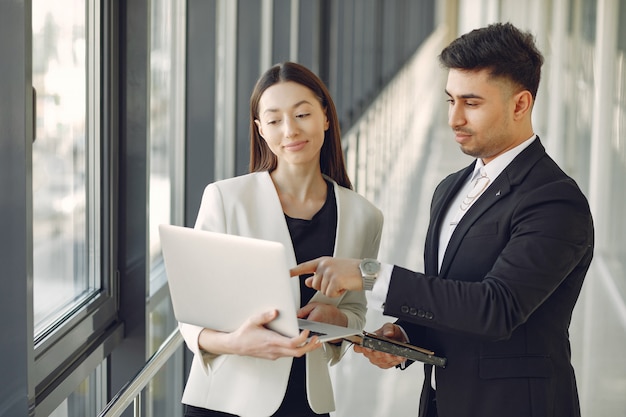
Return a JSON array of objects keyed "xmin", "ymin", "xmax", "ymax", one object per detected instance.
[
  {"xmin": 0, "ymin": 0, "xmax": 36, "ymax": 414},
  {"xmin": 28, "ymin": 1, "xmax": 123, "ymax": 415}
]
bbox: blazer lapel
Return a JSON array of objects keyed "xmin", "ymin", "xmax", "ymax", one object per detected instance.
[
  {"xmin": 437, "ymin": 138, "xmax": 547, "ymax": 277},
  {"xmin": 254, "ymin": 172, "xmax": 302, "ymax": 305},
  {"xmin": 332, "ymin": 180, "xmax": 352, "ymax": 258},
  {"xmin": 439, "ymin": 174, "xmax": 512, "ymax": 276},
  {"xmin": 255, "ymin": 172, "xmax": 295, "ymax": 255},
  {"xmin": 425, "ymin": 164, "xmax": 474, "ymax": 275}
]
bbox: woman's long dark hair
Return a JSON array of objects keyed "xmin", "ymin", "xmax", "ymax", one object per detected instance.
[{"xmin": 249, "ymin": 62, "xmax": 352, "ymax": 189}]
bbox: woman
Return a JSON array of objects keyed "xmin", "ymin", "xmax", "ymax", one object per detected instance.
[{"xmin": 180, "ymin": 62, "xmax": 383, "ymax": 417}]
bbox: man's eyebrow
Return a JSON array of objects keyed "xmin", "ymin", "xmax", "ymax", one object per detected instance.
[
  {"xmin": 445, "ymin": 89, "xmax": 484, "ymax": 100},
  {"xmin": 262, "ymin": 100, "xmax": 313, "ymax": 115}
]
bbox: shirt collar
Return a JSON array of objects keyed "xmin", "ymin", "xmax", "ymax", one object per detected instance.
[{"xmin": 472, "ymin": 135, "xmax": 536, "ymax": 182}]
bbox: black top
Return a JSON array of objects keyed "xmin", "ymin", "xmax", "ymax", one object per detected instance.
[
  {"xmin": 274, "ymin": 180, "xmax": 337, "ymax": 417},
  {"xmin": 285, "ymin": 180, "xmax": 338, "ymax": 307}
]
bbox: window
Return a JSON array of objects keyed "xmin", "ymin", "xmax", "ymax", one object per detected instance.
[
  {"xmin": 30, "ymin": 2, "xmax": 122, "ymax": 415},
  {"xmin": 148, "ymin": 0, "xmax": 185, "ymax": 292},
  {"xmin": 32, "ymin": 0, "xmax": 100, "ymax": 335},
  {"xmin": 147, "ymin": 1, "xmax": 186, "ymax": 415},
  {"xmin": 607, "ymin": 2, "xmax": 626, "ymax": 293},
  {"xmin": 48, "ymin": 363, "xmax": 106, "ymax": 417}
]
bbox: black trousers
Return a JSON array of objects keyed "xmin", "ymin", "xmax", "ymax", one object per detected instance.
[
  {"xmin": 184, "ymin": 405, "xmax": 236, "ymax": 417},
  {"xmin": 420, "ymin": 366, "xmax": 438, "ymax": 417},
  {"xmin": 426, "ymin": 394, "xmax": 438, "ymax": 417},
  {"xmin": 184, "ymin": 404, "xmax": 330, "ymax": 417}
]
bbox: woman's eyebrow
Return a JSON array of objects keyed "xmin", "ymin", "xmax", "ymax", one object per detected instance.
[{"xmin": 262, "ymin": 100, "xmax": 313, "ymax": 115}]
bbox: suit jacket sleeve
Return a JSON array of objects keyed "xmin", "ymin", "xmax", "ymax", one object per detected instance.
[{"xmin": 384, "ymin": 155, "xmax": 593, "ymax": 346}]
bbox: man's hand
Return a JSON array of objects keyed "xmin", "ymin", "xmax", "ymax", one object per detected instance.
[
  {"xmin": 290, "ymin": 257, "xmax": 362, "ymax": 298},
  {"xmin": 354, "ymin": 323, "xmax": 407, "ymax": 369}
]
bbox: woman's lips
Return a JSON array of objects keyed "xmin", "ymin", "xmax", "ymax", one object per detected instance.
[{"xmin": 284, "ymin": 141, "xmax": 307, "ymax": 152}]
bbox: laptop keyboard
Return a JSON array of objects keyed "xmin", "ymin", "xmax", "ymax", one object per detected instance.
[{"xmin": 300, "ymin": 328, "xmax": 327, "ymax": 337}]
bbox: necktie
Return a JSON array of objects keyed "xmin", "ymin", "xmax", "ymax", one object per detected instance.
[
  {"xmin": 460, "ymin": 167, "xmax": 490, "ymax": 211},
  {"xmin": 450, "ymin": 167, "xmax": 490, "ymax": 226},
  {"xmin": 440, "ymin": 166, "xmax": 491, "ymax": 272}
]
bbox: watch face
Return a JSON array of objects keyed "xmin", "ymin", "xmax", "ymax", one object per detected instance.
[{"xmin": 362, "ymin": 260, "xmax": 380, "ymax": 274}]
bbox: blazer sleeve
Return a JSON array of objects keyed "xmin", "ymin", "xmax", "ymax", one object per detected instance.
[
  {"xmin": 325, "ymin": 190, "xmax": 384, "ymax": 364},
  {"xmin": 336, "ymin": 203, "xmax": 383, "ymax": 330},
  {"xmin": 193, "ymin": 182, "xmax": 227, "ymax": 233},
  {"xmin": 178, "ymin": 183, "xmax": 228, "ymax": 374}
]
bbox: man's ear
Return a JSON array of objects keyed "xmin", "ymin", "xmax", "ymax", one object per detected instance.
[{"xmin": 512, "ymin": 90, "xmax": 533, "ymax": 120}]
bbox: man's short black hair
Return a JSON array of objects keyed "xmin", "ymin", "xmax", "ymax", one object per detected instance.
[{"xmin": 439, "ymin": 22, "xmax": 544, "ymax": 99}]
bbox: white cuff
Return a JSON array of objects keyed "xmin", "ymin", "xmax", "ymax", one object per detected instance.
[{"xmin": 369, "ymin": 263, "xmax": 393, "ymax": 311}]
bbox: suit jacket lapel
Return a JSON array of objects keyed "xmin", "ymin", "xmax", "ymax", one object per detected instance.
[
  {"xmin": 436, "ymin": 138, "xmax": 547, "ymax": 277},
  {"xmin": 425, "ymin": 163, "xmax": 474, "ymax": 275},
  {"xmin": 439, "ymin": 174, "xmax": 511, "ymax": 276}
]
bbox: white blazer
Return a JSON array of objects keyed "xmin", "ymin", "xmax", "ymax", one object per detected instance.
[{"xmin": 180, "ymin": 172, "xmax": 383, "ymax": 416}]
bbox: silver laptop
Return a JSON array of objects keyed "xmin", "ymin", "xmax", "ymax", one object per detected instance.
[{"xmin": 159, "ymin": 224, "xmax": 361, "ymax": 343}]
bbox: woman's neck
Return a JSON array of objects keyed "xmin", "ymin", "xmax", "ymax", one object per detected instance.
[{"xmin": 270, "ymin": 166, "xmax": 328, "ymax": 219}]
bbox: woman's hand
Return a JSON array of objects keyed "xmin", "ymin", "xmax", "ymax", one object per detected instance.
[
  {"xmin": 198, "ymin": 309, "xmax": 321, "ymax": 360},
  {"xmin": 298, "ymin": 302, "xmax": 348, "ymax": 344},
  {"xmin": 297, "ymin": 302, "xmax": 348, "ymax": 327}
]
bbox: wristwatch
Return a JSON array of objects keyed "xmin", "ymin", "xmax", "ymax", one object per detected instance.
[{"xmin": 359, "ymin": 258, "xmax": 381, "ymax": 291}]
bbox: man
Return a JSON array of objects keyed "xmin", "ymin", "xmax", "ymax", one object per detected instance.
[{"xmin": 291, "ymin": 23, "xmax": 594, "ymax": 417}]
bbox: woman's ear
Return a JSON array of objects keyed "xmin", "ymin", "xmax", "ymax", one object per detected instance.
[
  {"xmin": 323, "ymin": 107, "xmax": 330, "ymax": 131},
  {"xmin": 254, "ymin": 119, "xmax": 265, "ymax": 138}
]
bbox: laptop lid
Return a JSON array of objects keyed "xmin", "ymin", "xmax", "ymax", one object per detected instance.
[{"xmin": 159, "ymin": 224, "xmax": 360, "ymax": 342}]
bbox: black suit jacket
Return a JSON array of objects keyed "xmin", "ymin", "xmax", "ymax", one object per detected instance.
[{"xmin": 384, "ymin": 138, "xmax": 594, "ymax": 417}]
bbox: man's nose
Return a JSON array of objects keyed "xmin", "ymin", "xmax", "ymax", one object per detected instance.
[{"xmin": 448, "ymin": 103, "xmax": 465, "ymax": 128}]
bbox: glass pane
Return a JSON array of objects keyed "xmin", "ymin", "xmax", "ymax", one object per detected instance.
[
  {"xmin": 608, "ymin": 7, "xmax": 626, "ymax": 294},
  {"xmin": 147, "ymin": 295, "xmax": 184, "ymax": 417},
  {"xmin": 32, "ymin": 0, "xmax": 97, "ymax": 334},
  {"xmin": 147, "ymin": 3, "xmax": 185, "ymax": 414},
  {"xmin": 563, "ymin": 29, "xmax": 594, "ymax": 190},
  {"xmin": 48, "ymin": 362, "xmax": 105, "ymax": 417},
  {"xmin": 149, "ymin": 0, "xmax": 184, "ymax": 292}
]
